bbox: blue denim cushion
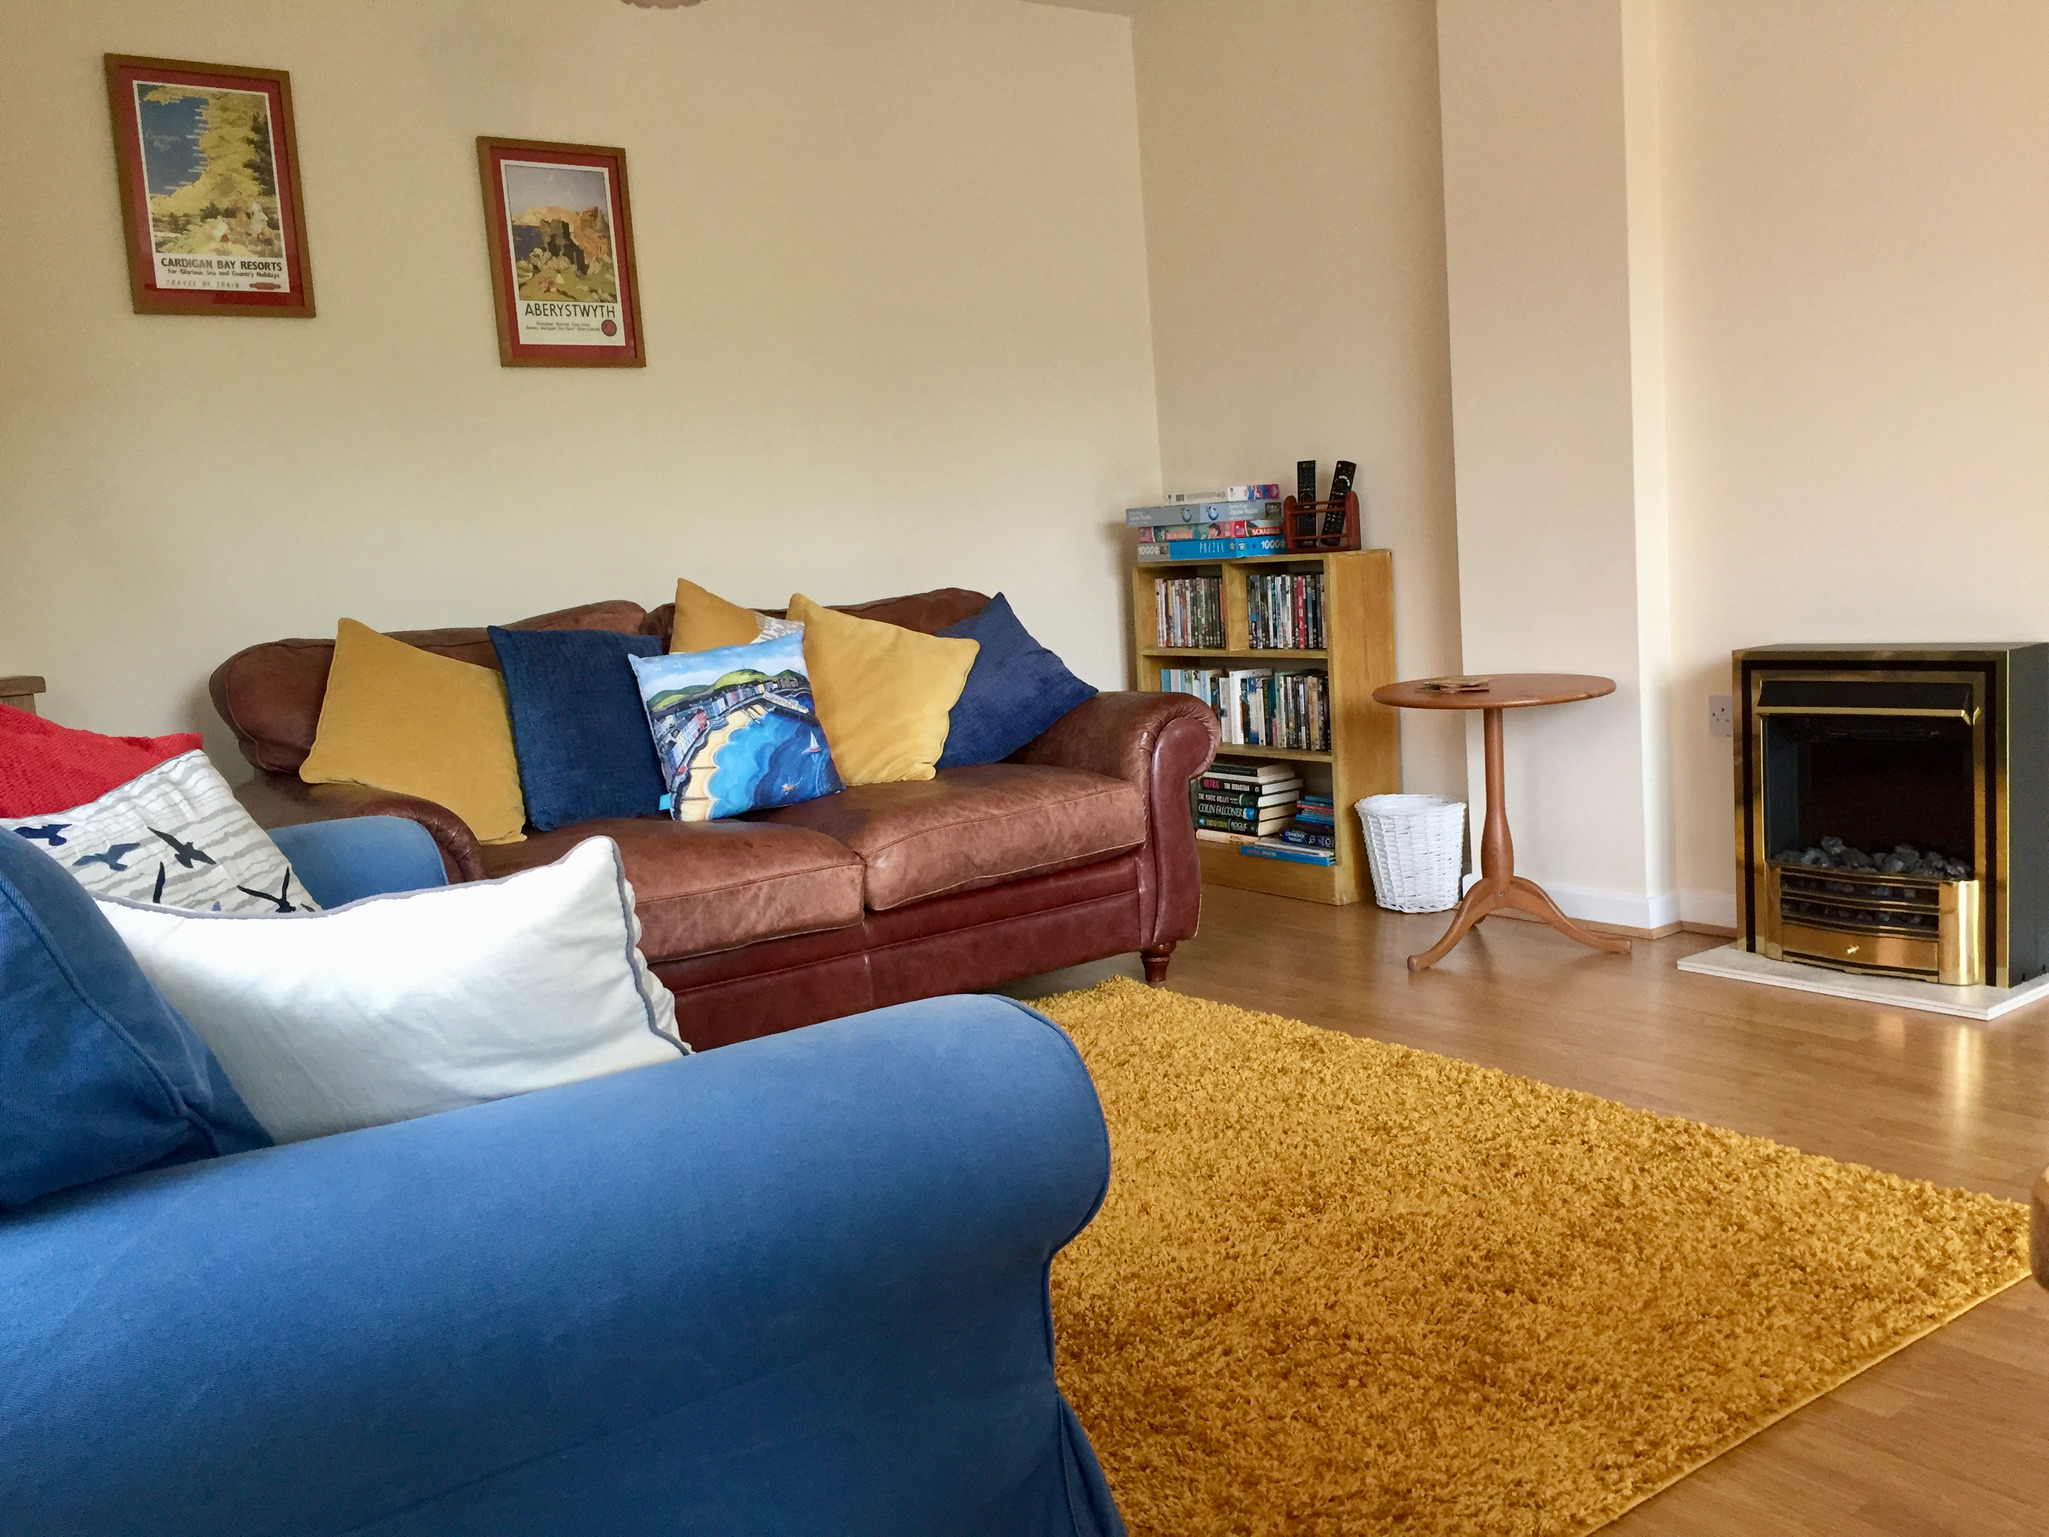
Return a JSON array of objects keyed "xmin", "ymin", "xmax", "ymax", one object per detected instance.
[
  {"xmin": 270, "ymin": 817, "xmax": 450, "ymax": 906},
  {"xmin": 489, "ymin": 627, "xmax": 666, "ymax": 832},
  {"xmin": 0, "ymin": 824, "xmax": 269, "ymax": 1208},
  {"xmin": 937, "ymin": 594, "xmax": 1098, "ymax": 768}
]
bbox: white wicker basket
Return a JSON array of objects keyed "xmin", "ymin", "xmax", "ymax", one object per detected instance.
[{"xmin": 1355, "ymin": 794, "xmax": 1466, "ymax": 913}]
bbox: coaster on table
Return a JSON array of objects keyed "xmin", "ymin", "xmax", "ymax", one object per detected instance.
[{"xmin": 1416, "ymin": 676, "xmax": 1492, "ymax": 694}]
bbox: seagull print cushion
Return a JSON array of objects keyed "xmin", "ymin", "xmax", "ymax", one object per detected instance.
[{"xmin": 3, "ymin": 751, "xmax": 319, "ymax": 914}]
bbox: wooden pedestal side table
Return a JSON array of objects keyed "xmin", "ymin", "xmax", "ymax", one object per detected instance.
[{"xmin": 1372, "ymin": 673, "xmax": 1632, "ymax": 972}]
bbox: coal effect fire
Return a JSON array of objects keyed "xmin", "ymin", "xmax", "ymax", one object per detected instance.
[{"xmin": 1772, "ymin": 835, "xmax": 1971, "ymax": 879}]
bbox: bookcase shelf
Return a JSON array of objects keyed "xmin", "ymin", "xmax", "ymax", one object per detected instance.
[
  {"xmin": 1132, "ymin": 548, "xmax": 1400, "ymax": 906},
  {"xmin": 1204, "ymin": 743, "xmax": 1332, "ymax": 764},
  {"xmin": 1140, "ymin": 647, "xmax": 1331, "ymax": 662}
]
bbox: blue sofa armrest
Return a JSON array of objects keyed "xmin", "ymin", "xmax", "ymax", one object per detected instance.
[
  {"xmin": 0, "ymin": 995, "xmax": 1123, "ymax": 1537},
  {"xmin": 272, "ymin": 815, "xmax": 450, "ymax": 906}
]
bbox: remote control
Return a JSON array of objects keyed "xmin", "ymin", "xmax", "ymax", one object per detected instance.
[
  {"xmin": 1325, "ymin": 460, "xmax": 1357, "ymax": 534},
  {"xmin": 1296, "ymin": 460, "xmax": 1317, "ymax": 506}
]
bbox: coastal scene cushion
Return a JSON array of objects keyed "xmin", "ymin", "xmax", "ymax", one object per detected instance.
[
  {"xmin": 787, "ymin": 594, "xmax": 978, "ymax": 785},
  {"xmin": 630, "ymin": 632, "xmax": 841, "ymax": 821},
  {"xmin": 4, "ymin": 750, "xmax": 320, "ymax": 914}
]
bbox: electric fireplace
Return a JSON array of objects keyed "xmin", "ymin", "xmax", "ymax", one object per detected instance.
[{"xmin": 1733, "ymin": 645, "xmax": 2049, "ymax": 988}]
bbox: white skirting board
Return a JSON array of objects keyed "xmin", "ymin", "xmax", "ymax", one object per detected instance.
[
  {"xmin": 1677, "ymin": 943, "xmax": 2049, "ymax": 1021},
  {"xmin": 1457, "ymin": 874, "xmax": 1686, "ymax": 933}
]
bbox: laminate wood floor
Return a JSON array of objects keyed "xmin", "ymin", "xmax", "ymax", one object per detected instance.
[{"xmin": 1009, "ymin": 886, "xmax": 2049, "ymax": 1537}]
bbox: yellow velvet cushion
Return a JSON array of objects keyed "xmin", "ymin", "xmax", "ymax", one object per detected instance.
[
  {"xmin": 298, "ymin": 618, "xmax": 527, "ymax": 844},
  {"xmin": 669, "ymin": 577, "xmax": 770, "ymax": 653},
  {"xmin": 787, "ymin": 594, "xmax": 979, "ymax": 785}
]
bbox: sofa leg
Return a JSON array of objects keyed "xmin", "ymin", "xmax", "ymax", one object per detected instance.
[{"xmin": 1141, "ymin": 944, "xmax": 1175, "ymax": 986}]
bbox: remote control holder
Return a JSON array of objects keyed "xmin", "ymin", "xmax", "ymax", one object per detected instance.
[{"xmin": 1281, "ymin": 489, "xmax": 1361, "ymax": 553}]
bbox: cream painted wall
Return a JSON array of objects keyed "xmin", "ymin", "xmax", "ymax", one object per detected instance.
[
  {"xmin": 1658, "ymin": 0, "xmax": 2049, "ymax": 921},
  {"xmin": 1431, "ymin": 0, "xmax": 2049, "ymax": 929},
  {"xmin": 1435, "ymin": 0, "xmax": 1677, "ymax": 928},
  {"xmin": 17, "ymin": 0, "xmax": 2033, "ymax": 922},
  {"xmin": 0, "ymin": 0, "xmax": 1161, "ymax": 773},
  {"xmin": 1129, "ymin": 0, "xmax": 1466, "ymax": 799}
]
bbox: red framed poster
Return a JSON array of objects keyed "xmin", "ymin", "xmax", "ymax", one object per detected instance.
[
  {"xmin": 476, "ymin": 137, "xmax": 645, "ymax": 368},
  {"xmin": 104, "ymin": 55, "xmax": 315, "ymax": 318}
]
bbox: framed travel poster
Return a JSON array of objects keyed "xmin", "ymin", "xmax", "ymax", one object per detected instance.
[
  {"xmin": 104, "ymin": 55, "xmax": 314, "ymax": 317},
  {"xmin": 476, "ymin": 137, "xmax": 644, "ymax": 368}
]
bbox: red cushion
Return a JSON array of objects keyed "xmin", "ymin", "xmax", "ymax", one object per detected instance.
[{"xmin": 0, "ymin": 704, "xmax": 204, "ymax": 818}]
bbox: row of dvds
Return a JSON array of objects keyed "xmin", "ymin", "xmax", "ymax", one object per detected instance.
[
  {"xmin": 1247, "ymin": 572, "xmax": 1325, "ymax": 651},
  {"xmin": 1153, "ymin": 575, "xmax": 1224, "ymax": 650},
  {"xmin": 1160, "ymin": 668, "xmax": 1330, "ymax": 751}
]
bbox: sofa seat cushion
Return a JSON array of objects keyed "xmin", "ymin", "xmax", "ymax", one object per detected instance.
[
  {"xmin": 751, "ymin": 764, "xmax": 1146, "ymax": 912},
  {"xmin": 478, "ymin": 818, "xmax": 864, "ymax": 962}
]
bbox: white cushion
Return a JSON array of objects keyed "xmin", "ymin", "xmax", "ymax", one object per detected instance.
[
  {"xmin": 98, "ymin": 837, "xmax": 687, "ymax": 1144},
  {"xmin": 4, "ymin": 750, "xmax": 318, "ymax": 913}
]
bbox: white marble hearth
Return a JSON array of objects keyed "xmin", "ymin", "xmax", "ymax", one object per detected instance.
[{"xmin": 1678, "ymin": 943, "xmax": 2049, "ymax": 1021}]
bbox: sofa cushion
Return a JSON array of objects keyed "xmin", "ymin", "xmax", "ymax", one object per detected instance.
[
  {"xmin": 788, "ymin": 594, "xmax": 979, "ymax": 787},
  {"xmin": 629, "ymin": 633, "xmax": 842, "ymax": 820},
  {"xmin": 667, "ymin": 577, "xmax": 802, "ymax": 652},
  {"xmin": 300, "ymin": 620, "xmax": 527, "ymax": 845},
  {"xmin": 0, "ymin": 821, "xmax": 270, "ymax": 1208},
  {"xmin": 640, "ymin": 588, "xmax": 991, "ymax": 650},
  {"xmin": 936, "ymin": 593, "xmax": 1098, "ymax": 768},
  {"xmin": 0, "ymin": 704, "xmax": 201, "ymax": 818},
  {"xmin": 6, "ymin": 749, "xmax": 320, "ymax": 914},
  {"xmin": 478, "ymin": 817, "xmax": 866, "ymax": 962},
  {"xmin": 100, "ymin": 838, "xmax": 686, "ymax": 1144},
  {"xmin": 211, "ymin": 600, "xmax": 648, "ymax": 776},
  {"xmin": 752, "ymin": 764, "xmax": 1146, "ymax": 912},
  {"xmin": 489, "ymin": 626, "xmax": 666, "ymax": 831}
]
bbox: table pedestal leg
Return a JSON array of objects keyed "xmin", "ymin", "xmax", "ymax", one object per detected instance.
[{"xmin": 1406, "ymin": 707, "xmax": 1633, "ymax": 971}]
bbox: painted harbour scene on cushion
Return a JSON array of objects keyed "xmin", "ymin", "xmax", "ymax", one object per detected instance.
[
  {"xmin": 632, "ymin": 635, "xmax": 841, "ymax": 821},
  {"xmin": 131, "ymin": 79, "xmax": 288, "ymax": 293}
]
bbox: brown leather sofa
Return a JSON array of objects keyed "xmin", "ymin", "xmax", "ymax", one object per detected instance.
[{"xmin": 210, "ymin": 590, "xmax": 1219, "ymax": 1048}]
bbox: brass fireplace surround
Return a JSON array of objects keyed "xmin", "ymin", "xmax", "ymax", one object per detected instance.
[{"xmin": 1733, "ymin": 645, "xmax": 2049, "ymax": 989}]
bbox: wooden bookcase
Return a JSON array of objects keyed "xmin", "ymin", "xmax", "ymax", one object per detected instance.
[{"xmin": 1130, "ymin": 548, "xmax": 1399, "ymax": 905}]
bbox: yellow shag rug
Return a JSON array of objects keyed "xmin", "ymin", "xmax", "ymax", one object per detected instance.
[{"xmin": 1038, "ymin": 978, "xmax": 2029, "ymax": 1537}]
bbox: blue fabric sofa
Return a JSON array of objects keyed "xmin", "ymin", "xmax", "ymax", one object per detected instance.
[{"xmin": 1, "ymin": 818, "xmax": 1124, "ymax": 1536}]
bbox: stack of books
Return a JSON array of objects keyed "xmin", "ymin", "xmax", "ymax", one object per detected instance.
[
  {"xmin": 1129, "ymin": 485, "xmax": 1285, "ymax": 562},
  {"xmin": 1246, "ymin": 792, "xmax": 1339, "ymax": 865},
  {"xmin": 1246, "ymin": 571, "xmax": 1326, "ymax": 650},
  {"xmin": 1153, "ymin": 575, "xmax": 1224, "ymax": 648},
  {"xmin": 1191, "ymin": 762, "xmax": 1301, "ymax": 844},
  {"xmin": 1278, "ymin": 794, "xmax": 1336, "ymax": 851}
]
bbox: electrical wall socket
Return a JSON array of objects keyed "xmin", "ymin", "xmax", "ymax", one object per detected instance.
[{"xmin": 1708, "ymin": 695, "xmax": 1733, "ymax": 737}]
